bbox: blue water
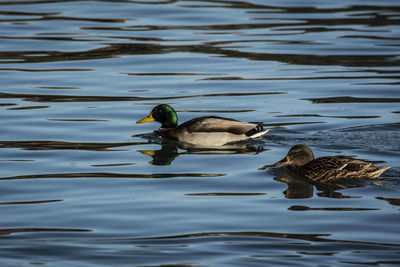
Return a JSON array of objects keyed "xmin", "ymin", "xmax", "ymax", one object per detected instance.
[{"xmin": 1, "ymin": 0, "xmax": 400, "ymax": 266}]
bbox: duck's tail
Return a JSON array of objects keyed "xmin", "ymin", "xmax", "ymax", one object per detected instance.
[
  {"xmin": 246, "ymin": 125, "xmax": 269, "ymax": 139},
  {"xmin": 368, "ymin": 165, "xmax": 390, "ymax": 178}
]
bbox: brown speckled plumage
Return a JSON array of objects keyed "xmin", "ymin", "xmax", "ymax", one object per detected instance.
[{"xmin": 274, "ymin": 145, "xmax": 390, "ymax": 183}]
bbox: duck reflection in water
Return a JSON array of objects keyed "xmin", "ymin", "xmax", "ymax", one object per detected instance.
[
  {"xmin": 139, "ymin": 140, "xmax": 179, "ymax": 165},
  {"xmin": 139, "ymin": 137, "xmax": 267, "ymax": 165},
  {"xmin": 273, "ymin": 176, "xmax": 366, "ymax": 199},
  {"xmin": 263, "ymin": 144, "xmax": 390, "ymax": 198}
]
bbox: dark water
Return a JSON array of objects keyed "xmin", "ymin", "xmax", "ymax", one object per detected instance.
[{"xmin": 1, "ymin": 0, "xmax": 400, "ymax": 266}]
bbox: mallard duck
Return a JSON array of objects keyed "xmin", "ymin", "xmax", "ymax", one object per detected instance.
[
  {"xmin": 273, "ymin": 144, "xmax": 390, "ymax": 183},
  {"xmin": 136, "ymin": 104, "xmax": 269, "ymax": 146}
]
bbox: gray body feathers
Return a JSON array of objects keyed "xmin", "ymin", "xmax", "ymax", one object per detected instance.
[{"xmin": 159, "ymin": 116, "xmax": 268, "ymax": 146}]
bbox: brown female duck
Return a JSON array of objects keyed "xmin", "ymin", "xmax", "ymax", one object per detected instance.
[{"xmin": 273, "ymin": 144, "xmax": 390, "ymax": 183}]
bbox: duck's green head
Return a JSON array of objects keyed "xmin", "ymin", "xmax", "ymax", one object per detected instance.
[
  {"xmin": 136, "ymin": 104, "xmax": 178, "ymax": 128},
  {"xmin": 274, "ymin": 144, "xmax": 314, "ymax": 167}
]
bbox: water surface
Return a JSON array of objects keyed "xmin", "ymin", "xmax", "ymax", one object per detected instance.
[{"xmin": 1, "ymin": 0, "xmax": 400, "ymax": 266}]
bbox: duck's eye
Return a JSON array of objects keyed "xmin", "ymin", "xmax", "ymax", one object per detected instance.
[
  {"xmin": 153, "ymin": 108, "xmax": 163, "ymax": 118},
  {"xmin": 290, "ymin": 150, "xmax": 304, "ymax": 159}
]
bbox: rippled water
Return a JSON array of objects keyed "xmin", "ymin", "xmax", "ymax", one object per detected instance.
[{"xmin": 1, "ymin": 0, "xmax": 400, "ymax": 266}]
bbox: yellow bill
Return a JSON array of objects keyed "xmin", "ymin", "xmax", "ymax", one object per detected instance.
[
  {"xmin": 139, "ymin": 150, "xmax": 155, "ymax": 157},
  {"xmin": 136, "ymin": 113, "xmax": 155, "ymax": 124},
  {"xmin": 273, "ymin": 155, "xmax": 292, "ymax": 167}
]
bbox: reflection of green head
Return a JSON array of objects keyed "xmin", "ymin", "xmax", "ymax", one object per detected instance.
[
  {"xmin": 139, "ymin": 143, "xmax": 179, "ymax": 165},
  {"xmin": 150, "ymin": 104, "xmax": 178, "ymax": 128}
]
